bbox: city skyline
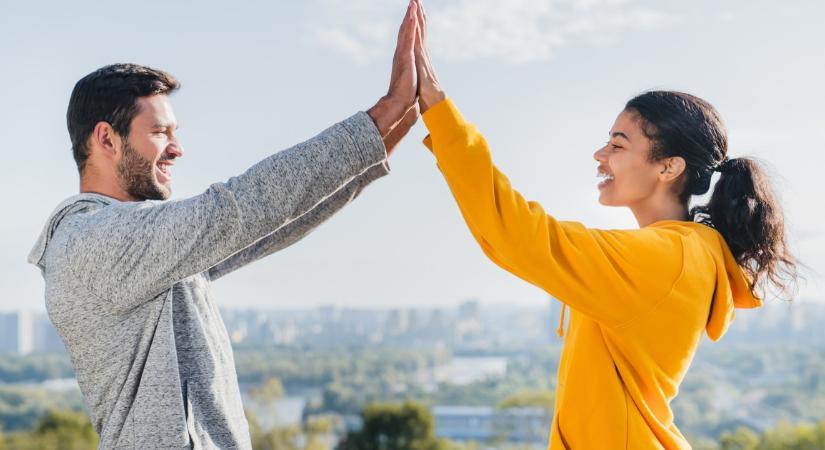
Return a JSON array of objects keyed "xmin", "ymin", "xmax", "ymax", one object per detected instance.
[{"xmin": 2, "ymin": 299, "xmax": 822, "ymax": 355}]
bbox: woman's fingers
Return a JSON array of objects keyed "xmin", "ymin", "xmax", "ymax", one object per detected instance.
[
  {"xmin": 412, "ymin": 2, "xmax": 427, "ymax": 67},
  {"xmin": 410, "ymin": 0, "xmax": 445, "ymax": 112},
  {"xmin": 413, "ymin": 0, "xmax": 437, "ymax": 83},
  {"xmin": 417, "ymin": 0, "xmax": 428, "ymax": 45}
]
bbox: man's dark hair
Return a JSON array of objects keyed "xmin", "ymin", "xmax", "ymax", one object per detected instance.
[{"xmin": 67, "ymin": 63, "xmax": 180, "ymax": 174}]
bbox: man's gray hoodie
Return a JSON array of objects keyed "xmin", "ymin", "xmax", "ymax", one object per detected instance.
[{"xmin": 27, "ymin": 111, "xmax": 388, "ymax": 449}]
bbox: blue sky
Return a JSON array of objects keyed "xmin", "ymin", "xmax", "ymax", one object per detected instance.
[{"xmin": 1, "ymin": 0, "xmax": 823, "ymax": 311}]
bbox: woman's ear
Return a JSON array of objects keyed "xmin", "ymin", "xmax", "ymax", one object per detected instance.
[{"xmin": 659, "ymin": 156, "xmax": 686, "ymax": 182}]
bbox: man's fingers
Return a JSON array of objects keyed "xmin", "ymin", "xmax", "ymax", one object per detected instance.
[
  {"xmin": 397, "ymin": 1, "xmax": 414, "ymax": 40},
  {"xmin": 388, "ymin": 0, "xmax": 418, "ymax": 101},
  {"xmin": 396, "ymin": 1, "xmax": 417, "ymax": 55}
]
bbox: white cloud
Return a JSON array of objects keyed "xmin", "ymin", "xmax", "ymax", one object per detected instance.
[
  {"xmin": 307, "ymin": 0, "xmax": 674, "ymax": 64},
  {"xmin": 313, "ymin": 27, "xmax": 381, "ymax": 65}
]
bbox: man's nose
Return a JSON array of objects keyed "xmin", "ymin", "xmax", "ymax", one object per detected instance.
[{"xmin": 167, "ymin": 143, "xmax": 184, "ymax": 159}]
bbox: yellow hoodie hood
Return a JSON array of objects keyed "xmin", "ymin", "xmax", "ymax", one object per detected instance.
[{"xmin": 705, "ymin": 229, "xmax": 763, "ymax": 340}]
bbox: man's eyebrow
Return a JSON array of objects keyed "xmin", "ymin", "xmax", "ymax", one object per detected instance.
[
  {"xmin": 609, "ymin": 131, "xmax": 630, "ymax": 142},
  {"xmin": 151, "ymin": 122, "xmax": 179, "ymax": 130}
]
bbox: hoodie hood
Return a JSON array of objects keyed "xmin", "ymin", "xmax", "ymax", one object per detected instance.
[
  {"xmin": 28, "ymin": 193, "xmax": 114, "ymax": 272},
  {"xmin": 705, "ymin": 230, "xmax": 762, "ymax": 341}
]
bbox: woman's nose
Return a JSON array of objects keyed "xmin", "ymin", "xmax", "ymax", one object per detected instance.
[{"xmin": 593, "ymin": 146, "xmax": 607, "ymax": 162}]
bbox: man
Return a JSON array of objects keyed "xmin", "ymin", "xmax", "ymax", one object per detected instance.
[{"xmin": 27, "ymin": 2, "xmax": 422, "ymax": 448}]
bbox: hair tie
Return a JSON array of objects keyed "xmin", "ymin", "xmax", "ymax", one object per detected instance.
[{"xmin": 713, "ymin": 156, "xmax": 735, "ymax": 173}]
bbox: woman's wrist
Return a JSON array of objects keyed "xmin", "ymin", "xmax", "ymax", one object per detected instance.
[{"xmin": 419, "ymin": 89, "xmax": 446, "ymax": 113}]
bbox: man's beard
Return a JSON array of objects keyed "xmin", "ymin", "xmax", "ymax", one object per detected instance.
[{"xmin": 117, "ymin": 139, "xmax": 171, "ymax": 201}]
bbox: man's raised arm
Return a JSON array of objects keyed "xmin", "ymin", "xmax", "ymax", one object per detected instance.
[{"xmin": 63, "ymin": 3, "xmax": 423, "ymax": 313}]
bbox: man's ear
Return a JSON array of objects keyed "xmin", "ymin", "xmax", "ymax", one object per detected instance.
[
  {"xmin": 659, "ymin": 156, "xmax": 686, "ymax": 182},
  {"xmin": 90, "ymin": 121, "xmax": 121, "ymax": 160}
]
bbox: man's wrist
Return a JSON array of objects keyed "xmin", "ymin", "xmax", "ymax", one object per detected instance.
[{"xmin": 367, "ymin": 96, "xmax": 408, "ymax": 137}]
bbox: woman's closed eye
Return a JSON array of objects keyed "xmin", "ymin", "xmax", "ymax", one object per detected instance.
[{"xmin": 605, "ymin": 141, "xmax": 623, "ymax": 151}]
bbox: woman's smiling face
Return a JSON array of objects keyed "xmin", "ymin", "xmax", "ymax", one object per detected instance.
[{"xmin": 593, "ymin": 109, "xmax": 664, "ymax": 208}]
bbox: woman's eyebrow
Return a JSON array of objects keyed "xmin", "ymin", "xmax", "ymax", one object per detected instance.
[{"xmin": 609, "ymin": 131, "xmax": 631, "ymax": 142}]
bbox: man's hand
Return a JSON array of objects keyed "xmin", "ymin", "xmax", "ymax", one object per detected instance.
[
  {"xmin": 383, "ymin": 103, "xmax": 419, "ymax": 153},
  {"xmin": 367, "ymin": 0, "xmax": 420, "ymax": 155},
  {"xmin": 412, "ymin": 0, "xmax": 446, "ymax": 113}
]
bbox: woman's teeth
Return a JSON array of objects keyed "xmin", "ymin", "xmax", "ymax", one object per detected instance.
[{"xmin": 597, "ymin": 171, "xmax": 614, "ymax": 187}]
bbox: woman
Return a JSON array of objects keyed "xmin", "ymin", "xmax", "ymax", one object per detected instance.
[{"xmin": 408, "ymin": 1, "xmax": 797, "ymax": 448}]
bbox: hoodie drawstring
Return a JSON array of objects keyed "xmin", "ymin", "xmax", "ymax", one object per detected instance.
[{"xmin": 557, "ymin": 304, "xmax": 567, "ymax": 337}]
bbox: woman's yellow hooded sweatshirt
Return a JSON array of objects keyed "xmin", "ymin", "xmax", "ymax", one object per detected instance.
[{"xmin": 421, "ymin": 99, "xmax": 762, "ymax": 449}]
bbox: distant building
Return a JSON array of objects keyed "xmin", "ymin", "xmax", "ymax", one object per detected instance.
[
  {"xmin": 0, "ymin": 311, "xmax": 63, "ymax": 354},
  {"xmin": 433, "ymin": 405, "xmax": 550, "ymax": 445},
  {"xmin": 0, "ymin": 311, "xmax": 33, "ymax": 354},
  {"xmin": 456, "ymin": 300, "xmax": 482, "ymax": 343},
  {"xmin": 0, "ymin": 312, "xmax": 21, "ymax": 353},
  {"xmin": 33, "ymin": 313, "xmax": 65, "ymax": 352},
  {"xmin": 386, "ymin": 308, "xmax": 409, "ymax": 334}
]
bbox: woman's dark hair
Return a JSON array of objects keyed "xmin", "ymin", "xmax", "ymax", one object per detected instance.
[
  {"xmin": 67, "ymin": 63, "xmax": 180, "ymax": 174},
  {"xmin": 625, "ymin": 90, "xmax": 797, "ymax": 299}
]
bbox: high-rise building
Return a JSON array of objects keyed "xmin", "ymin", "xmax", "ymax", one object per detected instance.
[
  {"xmin": 0, "ymin": 311, "xmax": 65, "ymax": 354},
  {"xmin": 0, "ymin": 312, "xmax": 20, "ymax": 353}
]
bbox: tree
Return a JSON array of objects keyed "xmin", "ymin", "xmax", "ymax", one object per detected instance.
[
  {"xmin": 719, "ymin": 427, "xmax": 759, "ymax": 450},
  {"xmin": 755, "ymin": 421, "xmax": 823, "ymax": 450},
  {"xmin": 254, "ymin": 426, "xmax": 302, "ymax": 450},
  {"xmin": 497, "ymin": 390, "xmax": 554, "ymax": 411},
  {"xmin": 336, "ymin": 401, "xmax": 450, "ymax": 450},
  {"xmin": 813, "ymin": 421, "xmax": 825, "ymax": 449},
  {"xmin": 1, "ymin": 408, "xmax": 99, "ymax": 450},
  {"xmin": 251, "ymin": 377, "xmax": 286, "ymax": 407}
]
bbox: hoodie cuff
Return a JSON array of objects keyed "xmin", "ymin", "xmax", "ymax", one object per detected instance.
[
  {"xmin": 344, "ymin": 111, "xmax": 389, "ymax": 170},
  {"xmin": 421, "ymin": 98, "xmax": 467, "ymax": 153}
]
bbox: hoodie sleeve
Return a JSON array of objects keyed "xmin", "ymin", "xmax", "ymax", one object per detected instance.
[
  {"xmin": 63, "ymin": 111, "xmax": 387, "ymax": 313},
  {"xmin": 207, "ymin": 161, "xmax": 389, "ymax": 281},
  {"xmin": 421, "ymin": 99, "xmax": 684, "ymax": 328}
]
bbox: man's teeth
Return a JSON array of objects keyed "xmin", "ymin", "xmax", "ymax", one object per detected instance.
[{"xmin": 598, "ymin": 172, "xmax": 614, "ymax": 181}]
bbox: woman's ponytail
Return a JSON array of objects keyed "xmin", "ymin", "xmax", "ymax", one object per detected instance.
[{"xmin": 691, "ymin": 157, "xmax": 798, "ymax": 298}]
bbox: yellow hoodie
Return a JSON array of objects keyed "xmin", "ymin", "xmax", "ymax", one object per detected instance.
[{"xmin": 421, "ymin": 99, "xmax": 761, "ymax": 449}]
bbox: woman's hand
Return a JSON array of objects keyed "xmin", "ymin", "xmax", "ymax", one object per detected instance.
[{"xmin": 412, "ymin": 0, "xmax": 446, "ymax": 113}]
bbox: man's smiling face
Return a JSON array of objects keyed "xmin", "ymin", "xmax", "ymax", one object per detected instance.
[{"xmin": 116, "ymin": 95, "xmax": 184, "ymax": 201}]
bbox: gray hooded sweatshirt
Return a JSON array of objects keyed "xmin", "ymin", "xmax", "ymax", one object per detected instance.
[{"xmin": 27, "ymin": 111, "xmax": 388, "ymax": 449}]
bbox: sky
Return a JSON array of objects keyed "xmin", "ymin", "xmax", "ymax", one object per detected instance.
[{"xmin": 1, "ymin": 0, "xmax": 823, "ymax": 312}]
